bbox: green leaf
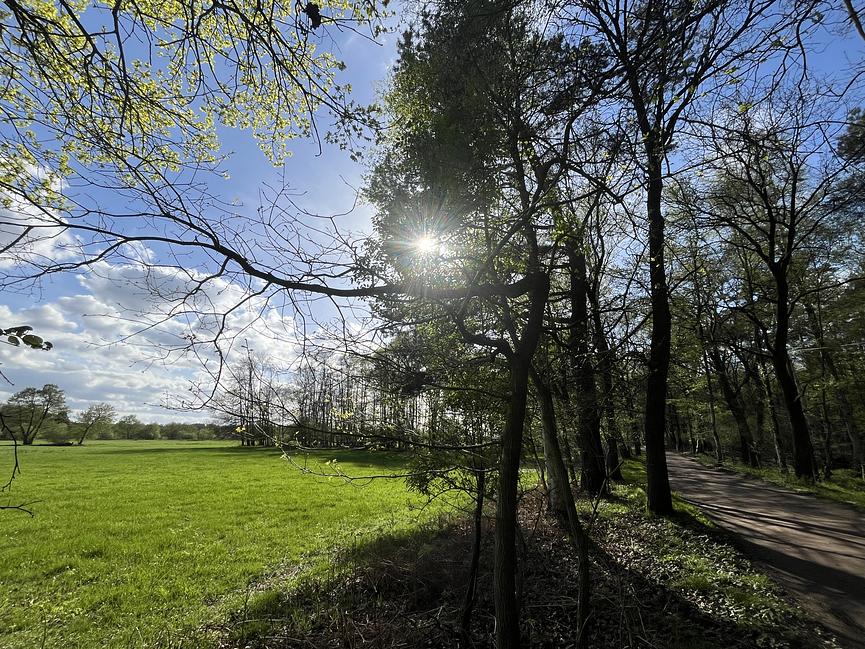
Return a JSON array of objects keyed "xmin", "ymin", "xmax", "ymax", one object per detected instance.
[{"xmin": 22, "ymin": 334, "xmax": 44, "ymax": 348}]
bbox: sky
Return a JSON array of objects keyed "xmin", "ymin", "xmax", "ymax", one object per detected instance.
[
  {"xmin": 1, "ymin": 5, "xmax": 863, "ymax": 424},
  {"xmin": 0, "ymin": 16, "xmax": 401, "ymax": 423}
]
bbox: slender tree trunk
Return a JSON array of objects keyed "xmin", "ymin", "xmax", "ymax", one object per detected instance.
[
  {"xmin": 685, "ymin": 412, "xmax": 697, "ymax": 455},
  {"xmin": 700, "ymin": 346, "xmax": 724, "ymax": 464},
  {"xmin": 805, "ymin": 302, "xmax": 834, "ymax": 479},
  {"xmin": 493, "ymin": 273, "xmax": 549, "ymax": 649},
  {"xmin": 536, "ymin": 384, "xmax": 564, "ymax": 517},
  {"xmin": 755, "ymin": 335, "xmax": 786, "ymax": 471},
  {"xmin": 820, "ymin": 391, "xmax": 833, "ymax": 480},
  {"xmin": 562, "ymin": 433, "xmax": 579, "ymax": 485},
  {"xmin": 590, "ymin": 290, "xmax": 624, "ymax": 477},
  {"xmin": 644, "ymin": 155, "xmax": 673, "ymax": 514},
  {"xmin": 567, "ymin": 237, "xmax": 606, "ymax": 494},
  {"xmin": 530, "ymin": 367, "xmax": 592, "ymax": 649},
  {"xmin": 669, "ymin": 402, "xmax": 685, "ymax": 452},
  {"xmin": 606, "ymin": 439, "xmax": 623, "ymax": 481},
  {"xmin": 460, "ymin": 469, "xmax": 485, "ymax": 644},
  {"xmin": 709, "ymin": 346, "xmax": 757, "ymax": 467}
]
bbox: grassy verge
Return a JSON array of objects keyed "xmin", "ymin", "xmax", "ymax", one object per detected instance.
[
  {"xmin": 584, "ymin": 459, "xmax": 839, "ymax": 648},
  {"xmin": 218, "ymin": 457, "xmax": 838, "ymax": 649},
  {"xmin": 0, "ymin": 441, "xmax": 442, "ymax": 649},
  {"xmin": 690, "ymin": 453, "xmax": 865, "ymax": 510}
]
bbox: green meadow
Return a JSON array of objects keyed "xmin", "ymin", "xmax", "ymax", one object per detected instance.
[{"xmin": 0, "ymin": 441, "xmax": 433, "ymax": 648}]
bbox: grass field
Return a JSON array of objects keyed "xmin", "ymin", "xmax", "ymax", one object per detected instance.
[{"xmin": 0, "ymin": 441, "xmax": 437, "ymax": 648}]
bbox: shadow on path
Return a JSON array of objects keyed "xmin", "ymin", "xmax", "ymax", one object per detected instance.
[{"xmin": 667, "ymin": 452, "xmax": 865, "ymax": 649}]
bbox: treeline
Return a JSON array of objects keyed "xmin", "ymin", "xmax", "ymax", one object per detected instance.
[
  {"xmin": 208, "ymin": 345, "xmax": 442, "ymax": 448},
  {"xmin": 0, "ymin": 384, "xmax": 229, "ymax": 445}
]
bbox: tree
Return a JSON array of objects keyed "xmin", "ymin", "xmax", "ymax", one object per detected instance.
[
  {"xmin": 363, "ymin": 3, "xmax": 616, "ymax": 645},
  {"xmin": 115, "ymin": 414, "xmax": 143, "ymax": 440},
  {"xmin": 560, "ymin": 0, "xmax": 816, "ymax": 513},
  {"xmin": 1, "ymin": 384, "xmax": 69, "ymax": 445},
  {"xmin": 76, "ymin": 404, "xmax": 117, "ymax": 445},
  {"xmin": 0, "ymin": 0, "xmax": 383, "ymax": 246},
  {"xmin": 681, "ymin": 86, "xmax": 862, "ymax": 479}
]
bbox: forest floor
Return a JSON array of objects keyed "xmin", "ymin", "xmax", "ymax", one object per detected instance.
[
  {"xmin": 667, "ymin": 452, "xmax": 865, "ymax": 649},
  {"xmin": 222, "ymin": 459, "xmax": 840, "ymax": 649}
]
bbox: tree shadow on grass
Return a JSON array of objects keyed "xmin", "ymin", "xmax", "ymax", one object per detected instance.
[
  {"xmin": 219, "ymin": 517, "xmax": 474, "ymax": 648},
  {"xmin": 213, "ymin": 494, "xmax": 835, "ymax": 649}
]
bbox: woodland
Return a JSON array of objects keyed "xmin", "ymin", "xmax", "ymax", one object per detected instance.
[{"xmin": 1, "ymin": 0, "xmax": 865, "ymax": 648}]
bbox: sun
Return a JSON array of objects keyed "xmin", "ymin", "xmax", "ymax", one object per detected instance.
[{"xmin": 413, "ymin": 234, "xmax": 438, "ymax": 256}]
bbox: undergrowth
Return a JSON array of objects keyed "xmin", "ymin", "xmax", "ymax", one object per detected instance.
[{"xmin": 219, "ymin": 458, "xmax": 838, "ymax": 648}]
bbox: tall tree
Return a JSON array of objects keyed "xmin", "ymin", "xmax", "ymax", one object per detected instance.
[
  {"xmin": 1, "ymin": 384, "xmax": 69, "ymax": 445},
  {"xmin": 365, "ymin": 3, "xmax": 609, "ymax": 645},
  {"xmin": 561, "ymin": 0, "xmax": 811, "ymax": 512},
  {"xmin": 683, "ymin": 87, "xmax": 862, "ymax": 478}
]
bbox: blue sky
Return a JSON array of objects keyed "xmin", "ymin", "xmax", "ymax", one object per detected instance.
[
  {"xmin": 0, "ymin": 18, "xmax": 401, "ymax": 422},
  {"xmin": 1, "ymin": 6, "xmax": 863, "ymax": 423}
]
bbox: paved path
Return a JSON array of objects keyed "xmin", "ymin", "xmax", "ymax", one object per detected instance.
[{"xmin": 666, "ymin": 453, "xmax": 865, "ymax": 649}]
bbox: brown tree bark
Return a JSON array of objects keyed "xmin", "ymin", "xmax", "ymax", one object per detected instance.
[
  {"xmin": 493, "ymin": 272, "xmax": 549, "ymax": 649},
  {"xmin": 772, "ymin": 273, "xmax": 816, "ymax": 479},
  {"xmin": 530, "ymin": 367, "xmax": 592, "ymax": 649}
]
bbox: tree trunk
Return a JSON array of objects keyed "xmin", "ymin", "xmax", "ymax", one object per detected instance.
[
  {"xmin": 530, "ymin": 367, "xmax": 592, "ymax": 649},
  {"xmin": 702, "ymin": 350, "xmax": 723, "ymax": 463},
  {"xmin": 567, "ymin": 236, "xmax": 606, "ymax": 494},
  {"xmin": 772, "ymin": 349, "xmax": 815, "ymax": 479},
  {"xmin": 644, "ymin": 154, "xmax": 673, "ymax": 514},
  {"xmin": 605, "ymin": 440, "xmax": 623, "ymax": 481},
  {"xmin": 460, "ymin": 469, "xmax": 485, "ymax": 644},
  {"xmin": 536, "ymin": 378, "xmax": 565, "ymax": 517},
  {"xmin": 772, "ymin": 273, "xmax": 815, "ymax": 479},
  {"xmin": 494, "ymin": 356, "xmax": 530, "ymax": 649},
  {"xmin": 493, "ymin": 273, "xmax": 549, "ymax": 649},
  {"xmin": 755, "ymin": 333, "xmax": 786, "ymax": 471},
  {"xmin": 709, "ymin": 346, "xmax": 757, "ymax": 467},
  {"xmin": 590, "ymin": 290, "xmax": 625, "ymax": 477}
]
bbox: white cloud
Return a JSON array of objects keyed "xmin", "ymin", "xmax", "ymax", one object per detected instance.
[
  {"xmin": 0, "ymin": 249, "xmax": 318, "ymax": 422},
  {"xmin": 0, "ymin": 165, "xmax": 79, "ymax": 272}
]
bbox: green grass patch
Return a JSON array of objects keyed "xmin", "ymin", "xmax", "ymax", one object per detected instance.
[
  {"xmin": 586, "ymin": 459, "xmax": 836, "ymax": 647},
  {"xmin": 691, "ymin": 454, "xmax": 865, "ymax": 510},
  {"xmin": 0, "ymin": 440, "xmax": 440, "ymax": 648},
  {"xmin": 616, "ymin": 457, "xmax": 717, "ymax": 528}
]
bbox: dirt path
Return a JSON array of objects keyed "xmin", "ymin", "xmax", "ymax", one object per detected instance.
[{"xmin": 666, "ymin": 453, "xmax": 865, "ymax": 649}]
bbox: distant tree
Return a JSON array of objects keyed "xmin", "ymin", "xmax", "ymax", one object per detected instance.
[
  {"xmin": 115, "ymin": 414, "xmax": 143, "ymax": 440},
  {"xmin": 1, "ymin": 384, "xmax": 69, "ymax": 445},
  {"xmin": 76, "ymin": 404, "xmax": 117, "ymax": 445}
]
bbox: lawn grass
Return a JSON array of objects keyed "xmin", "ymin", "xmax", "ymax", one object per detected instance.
[
  {"xmin": 0, "ymin": 440, "xmax": 438, "ymax": 649},
  {"xmin": 690, "ymin": 453, "xmax": 865, "ymax": 510}
]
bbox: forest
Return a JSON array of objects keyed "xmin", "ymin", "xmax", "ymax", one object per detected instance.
[{"xmin": 1, "ymin": 0, "xmax": 864, "ymax": 648}]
